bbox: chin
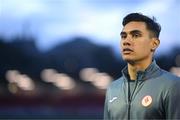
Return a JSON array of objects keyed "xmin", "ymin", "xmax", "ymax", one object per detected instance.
[
  {"xmin": 122, "ymin": 56, "xmax": 133, "ymax": 61},
  {"xmin": 122, "ymin": 57, "xmax": 136, "ymax": 63}
]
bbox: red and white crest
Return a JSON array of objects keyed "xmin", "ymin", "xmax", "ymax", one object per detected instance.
[{"xmin": 142, "ymin": 95, "xmax": 152, "ymax": 107}]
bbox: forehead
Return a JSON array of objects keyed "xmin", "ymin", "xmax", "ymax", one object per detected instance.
[{"xmin": 122, "ymin": 21, "xmax": 148, "ymax": 33}]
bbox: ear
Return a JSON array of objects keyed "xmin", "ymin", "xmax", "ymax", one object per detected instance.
[{"xmin": 151, "ymin": 38, "xmax": 160, "ymax": 52}]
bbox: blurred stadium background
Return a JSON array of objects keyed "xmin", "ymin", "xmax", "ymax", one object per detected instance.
[{"xmin": 0, "ymin": 0, "xmax": 180, "ymax": 119}]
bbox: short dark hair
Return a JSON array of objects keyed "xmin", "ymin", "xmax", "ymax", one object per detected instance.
[{"xmin": 122, "ymin": 13, "xmax": 161, "ymax": 38}]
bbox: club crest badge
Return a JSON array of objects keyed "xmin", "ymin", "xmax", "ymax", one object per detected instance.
[{"xmin": 142, "ymin": 95, "xmax": 152, "ymax": 107}]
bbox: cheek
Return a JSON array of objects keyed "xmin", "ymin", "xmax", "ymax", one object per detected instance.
[{"xmin": 135, "ymin": 43, "xmax": 151, "ymax": 53}]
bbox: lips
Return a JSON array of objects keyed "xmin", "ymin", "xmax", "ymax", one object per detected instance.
[
  {"xmin": 122, "ymin": 48, "xmax": 133, "ymax": 54},
  {"xmin": 123, "ymin": 48, "xmax": 133, "ymax": 52}
]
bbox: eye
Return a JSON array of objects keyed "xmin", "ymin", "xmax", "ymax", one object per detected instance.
[
  {"xmin": 132, "ymin": 33, "xmax": 141, "ymax": 38},
  {"xmin": 121, "ymin": 34, "xmax": 127, "ymax": 39}
]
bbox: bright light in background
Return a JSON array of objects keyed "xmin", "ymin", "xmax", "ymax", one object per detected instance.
[
  {"xmin": 41, "ymin": 69, "xmax": 76, "ymax": 90},
  {"xmin": 0, "ymin": 0, "xmax": 180, "ymax": 53},
  {"xmin": 5, "ymin": 70, "xmax": 35, "ymax": 91},
  {"xmin": 80, "ymin": 67, "xmax": 113, "ymax": 89},
  {"xmin": 80, "ymin": 68, "xmax": 99, "ymax": 82},
  {"xmin": 170, "ymin": 67, "xmax": 180, "ymax": 77},
  {"xmin": 41, "ymin": 68, "xmax": 58, "ymax": 82},
  {"xmin": 5, "ymin": 70, "xmax": 20, "ymax": 83},
  {"xmin": 16, "ymin": 74, "xmax": 35, "ymax": 91},
  {"xmin": 53, "ymin": 73, "xmax": 76, "ymax": 90},
  {"xmin": 91, "ymin": 73, "xmax": 112, "ymax": 89}
]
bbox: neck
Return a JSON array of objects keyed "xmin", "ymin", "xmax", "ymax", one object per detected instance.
[{"xmin": 127, "ymin": 58, "xmax": 152, "ymax": 80}]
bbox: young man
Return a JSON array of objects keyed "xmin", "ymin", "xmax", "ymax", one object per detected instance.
[{"xmin": 104, "ymin": 13, "xmax": 180, "ymax": 119}]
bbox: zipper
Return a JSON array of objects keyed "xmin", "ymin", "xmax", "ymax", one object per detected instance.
[
  {"xmin": 128, "ymin": 81, "xmax": 131, "ymax": 120},
  {"xmin": 128, "ymin": 98, "xmax": 131, "ymax": 120},
  {"xmin": 127, "ymin": 79, "xmax": 139, "ymax": 120}
]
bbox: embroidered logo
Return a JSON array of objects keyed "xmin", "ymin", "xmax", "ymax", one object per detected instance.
[
  {"xmin": 142, "ymin": 95, "xmax": 152, "ymax": 107},
  {"xmin": 109, "ymin": 97, "xmax": 117, "ymax": 103}
]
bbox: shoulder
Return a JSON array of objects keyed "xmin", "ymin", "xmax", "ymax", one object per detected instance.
[
  {"xmin": 159, "ymin": 69, "xmax": 180, "ymax": 89},
  {"xmin": 161, "ymin": 70, "xmax": 180, "ymax": 83},
  {"xmin": 105, "ymin": 77, "xmax": 124, "ymax": 97},
  {"xmin": 107, "ymin": 77, "xmax": 124, "ymax": 91}
]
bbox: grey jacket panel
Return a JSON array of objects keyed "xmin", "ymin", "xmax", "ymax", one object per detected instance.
[{"xmin": 104, "ymin": 61, "xmax": 180, "ymax": 120}]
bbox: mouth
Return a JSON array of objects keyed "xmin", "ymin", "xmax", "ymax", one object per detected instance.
[{"xmin": 122, "ymin": 48, "xmax": 133, "ymax": 54}]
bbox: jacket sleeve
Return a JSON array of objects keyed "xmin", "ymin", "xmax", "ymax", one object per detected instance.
[
  {"xmin": 104, "ymin": 87, "xmax": 110, "ymax": 120},
  {"xmin": 165, "ymin": 80, "xmax": 180, "ymax": 119}
]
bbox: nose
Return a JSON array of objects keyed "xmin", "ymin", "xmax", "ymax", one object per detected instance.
[{"xmin": 122, "ymin": 36, "xmax": 132, "ymax": 46}]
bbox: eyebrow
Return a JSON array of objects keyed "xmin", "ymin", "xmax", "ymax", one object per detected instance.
[{"xmin": 120, "ymin": 30, "xmax": 142, "ymax": 35}]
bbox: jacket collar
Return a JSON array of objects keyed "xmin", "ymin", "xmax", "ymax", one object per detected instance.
[{"xmin": 121, "ymin": 60, "xmax": 162, "ymax": 81}]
